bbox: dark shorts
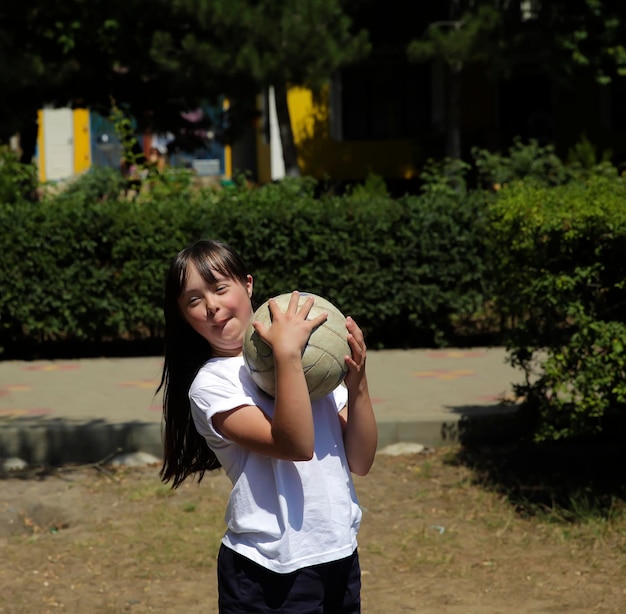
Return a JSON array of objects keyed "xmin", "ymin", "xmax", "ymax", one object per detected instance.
[{"xmin": 217, "ymin": 544, "xmax": 361, "ymax": 613}]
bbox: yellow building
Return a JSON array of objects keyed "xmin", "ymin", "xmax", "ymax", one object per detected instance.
[
  {"xmin": 256, "ymin": 85, "xmax": 422, "ymax": 185},
  {"xmin": 36, "ymin": 108, "xmax": 91, "ymax": 183}
]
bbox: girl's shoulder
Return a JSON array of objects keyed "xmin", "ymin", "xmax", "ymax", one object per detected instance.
[
  {"xmin": 195, "ymin": 355, "xmax": 244, "ymax": 380},
  {"xmin": 189, "ymin": 355, "xmax": 268, "ymax": 427},
  {"xmin": 203, "ymin": 354, "xmax": 244, "ymax": 371}
]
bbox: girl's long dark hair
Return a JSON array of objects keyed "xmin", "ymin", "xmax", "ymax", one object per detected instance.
[{"xmin": 158, "ymin": 239, "xmax": 251, "ymax": 488}]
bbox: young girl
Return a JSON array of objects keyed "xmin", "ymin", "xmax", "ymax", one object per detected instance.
[{"xmin": 159, "ymin": 239, "xmax": 378, "ymax": 613}]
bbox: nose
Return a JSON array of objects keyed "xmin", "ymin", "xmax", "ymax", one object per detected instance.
[{"xmin": 205, "ymin": 294, "xmax": 219, "ymax": 317}]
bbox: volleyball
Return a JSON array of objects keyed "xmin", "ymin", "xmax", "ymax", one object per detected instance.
[{"xmin": 242, "ymin": 293, "xmax": 350, "ymax": 400}]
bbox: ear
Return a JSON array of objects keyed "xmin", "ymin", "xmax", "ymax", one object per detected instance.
[{"xmin": 246, "ymin": 274, "xmax": 254, "ymax": 298}]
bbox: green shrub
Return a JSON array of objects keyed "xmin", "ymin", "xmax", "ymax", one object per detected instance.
[
  {"xmin": 0, "ymin": 174, "xmax": 492, "ymax": 355},
  {"xmin": 472, "ymin": 137, "xmax": 571, "ymax": 188},
  {"xmin": 56, "ymin": 166, "xmax": 127, "ymax": 203},
  {"xmin": 486, "ymin": 170, "xmax": 626, "ymax": 441},
  {"xmin": 0, "ymin": 196, "xmax": 121, "ymax": 344},
  {"xmin": 197, "ymin": 175, "xmax": 489, "ymax": 348},
  {"xmin": 566, "ymin": 133, "xmax": 613, "ymax": 170},
  {"xmin": 0, "ymin": 146, "xmax": 38, "ymax": 204},
  {"xmin": 5, "ymin": 138, "xmax": 625, "ymax": 447}
]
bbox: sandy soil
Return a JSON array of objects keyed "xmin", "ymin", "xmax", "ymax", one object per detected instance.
[{"xmin": 1, "ymin": 446, "xmax": 625, "ymax": 613}]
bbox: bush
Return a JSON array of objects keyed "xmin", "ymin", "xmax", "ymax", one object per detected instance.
[
  {"xmin": 55, "ymin": 166, "xmax": 127, "ymax": 203},
  {"xmin": 0, "ymin": 146, "xmax": 38, "ymax": 204},
  {"xmin": 4, "ymin": 139, "xmax": 625, "ymax": 446},
  {"xmin": 0, "ymin": 174, "xmax": 492, "ymax": 355},
  {"xmin": 486, "ymin": 170, "xmax": 626, "ymax": 441}
]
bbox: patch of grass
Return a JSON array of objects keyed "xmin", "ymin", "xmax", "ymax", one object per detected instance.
[
  {"xmin": 2, "ymin": 449, "xmax": 626, "ymax": 612},
  {"xmin": 127, "ymin": 483, "xmax": 175, "ymax": 501},
  {"xmin": 418, "ymin": 460, "xmax": 432, "ymax": 479},
  {"xmin": 448, "ymin": 441, "xmax": 626, "ymax": 523}
]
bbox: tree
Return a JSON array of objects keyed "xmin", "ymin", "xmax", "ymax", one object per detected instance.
[
  {"xmin": 6, "ymin": 1, "xmax": 625, "ymax": 169},
  {"xmin": 0, "ymin": 3, "xmax": 75, "ymax": 160},
  {"xmin": 533, "ymin": 0, "xmax": 626, "ymax": 84},
  {"xmin": 405, "ymin": 0, "xmax": 626, "ymax": 160},
  {"xmin": 407, "ymin": 3, "xmax": 504, "ymax": 160},
  {"xmin": 148, "ymin": 0, "xmax": 371, "ymax": 175},
  {"xmin": 1, "ymin": 0, "xmax": 370, "ymax": 175},
  {"xmin": 248, "ymin": 0, "xmax": 370, "ymax": 176},
  {"xmin": 0, "ymin": 1, "xmax": 193, "ymax": 159}
]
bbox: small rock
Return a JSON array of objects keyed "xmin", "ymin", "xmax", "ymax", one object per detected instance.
[
  {"xmin": 109, "ymin": 451, "xmax": 160, "ymax": 467},
  {"xmin": 1, "ymin": 457, "xmax": 29, "ymax": 471},
  {"xmin": 378, "ymin": 443, "xmax": 425, "ymax": 456}
]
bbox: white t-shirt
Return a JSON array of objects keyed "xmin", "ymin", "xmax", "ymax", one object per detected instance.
[{"xmin": 189, "ymin": 356, "xmax": 362, "ymax": 574}]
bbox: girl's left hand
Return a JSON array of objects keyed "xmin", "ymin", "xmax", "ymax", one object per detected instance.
[{"xmin": 344, "ymin": 316, "xmax": 367, "ymax": 390}]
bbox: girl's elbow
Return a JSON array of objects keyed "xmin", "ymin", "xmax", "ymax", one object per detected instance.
[
  {"xmin": 271, "ymin": 426, "xmax": 314, "ymax": 461},
  {"xmin": 295, "ymin": 449, "xmax": 315, "ymax": 462},
  {"xmin": 351, "ymin": 465, "xmax": 373, "ymax": 477},
  {"xmin": 276, "ymin": 439, "xmax": 314, "ymax": 461},
  {"xmin": 349, "ymin": 457, "xmax": 375, "ymax": 477},
  {"xmin": 290, "ymin": 439, "xmax": 315, "ymax": 461}
]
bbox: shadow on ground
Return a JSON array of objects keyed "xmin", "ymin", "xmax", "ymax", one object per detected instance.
[{"xmin": 450, "ymin": 408, "xmax": 626, "ymax": 519}]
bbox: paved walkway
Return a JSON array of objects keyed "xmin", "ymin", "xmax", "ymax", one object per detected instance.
[{"xmin": 0, "ymin": 348, "xmax": 524, "ymax": 465}]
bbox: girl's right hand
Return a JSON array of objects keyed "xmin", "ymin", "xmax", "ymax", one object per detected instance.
[{"xmin": 252, "ymin": 291, "xmax": 328, "ymax": 359}]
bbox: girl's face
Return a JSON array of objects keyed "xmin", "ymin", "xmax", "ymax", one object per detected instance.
[{"xmin": 178, "ymin": 261, "xmax": 254, "ymax": 357}]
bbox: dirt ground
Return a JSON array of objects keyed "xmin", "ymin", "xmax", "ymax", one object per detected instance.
[{"xmin": 1, "ymin": 445, "xmax": 625, "ymax": 613}]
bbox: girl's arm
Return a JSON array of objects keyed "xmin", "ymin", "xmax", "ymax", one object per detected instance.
[
  {"xmin": 212, "ymin": 292, "xmax": 326, "ymax": 460},
  {"xmin": 339, "ymin": 316, "xmax": 378, "ymax": 476}
]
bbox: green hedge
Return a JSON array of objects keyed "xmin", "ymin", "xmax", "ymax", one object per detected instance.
[
  {"xmin": 486, "ymin": 170, "xmax": 626, "ymax": 440},
  {"xmin": 0, "ymin": 173, "xmax": 491, "ymax": 355},
  {"xmin": 3, "ymin": 156, "xmax": 626, "ymax": 444}
]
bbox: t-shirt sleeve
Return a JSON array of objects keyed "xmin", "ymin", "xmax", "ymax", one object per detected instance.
[
  {"xmin": 332, "ymin": 384, "xmax": 348, "ymax": 412},
  {"xmin": 189, "ymin": 370, "xmax": 255, "ymax": 448}
]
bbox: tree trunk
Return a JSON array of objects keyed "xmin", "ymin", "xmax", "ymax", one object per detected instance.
[
  {"xmin": 273, "ymin": 83, "xmax": 300, "ymax": 177},
  {"xmin": 445, "ymin": 0, "xmax": 463, "ymax": 160},
  {"xmin": 19, "ymin": 111, "xmax": 39, "ymax": 165},
  {"xmin": 446, "ymin": 63, "xmax": 462, "ymax": 160}
]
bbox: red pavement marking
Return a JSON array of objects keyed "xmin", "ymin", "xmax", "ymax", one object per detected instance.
[
  {"xmin": 118, "ymin": 379, "xmax": 160, "ymax": 389},
  {"xmin": 478, "ymin": 392, "xmax": 521, "ymax": 403},
  {"xmin": 412, "ymin": 369, "xmax": 476, "ymax": 380},
  {"xmin": 22, "ymin": 364, "xmax": 80, "ymax": 372},
  {"xmin": 0, "ymin": 408, "xmax": 52, "ymax": 417},
  {"xmin": 426, "ymin": 350, "xmax": 487, "ymax": 358},
  {"xmin": 477, "ymin": 393, "xmax": 505, "ymax": 402},
  {"xmin": 0, "ymin": 385, "xmax": 31, "ymax": 397}
]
